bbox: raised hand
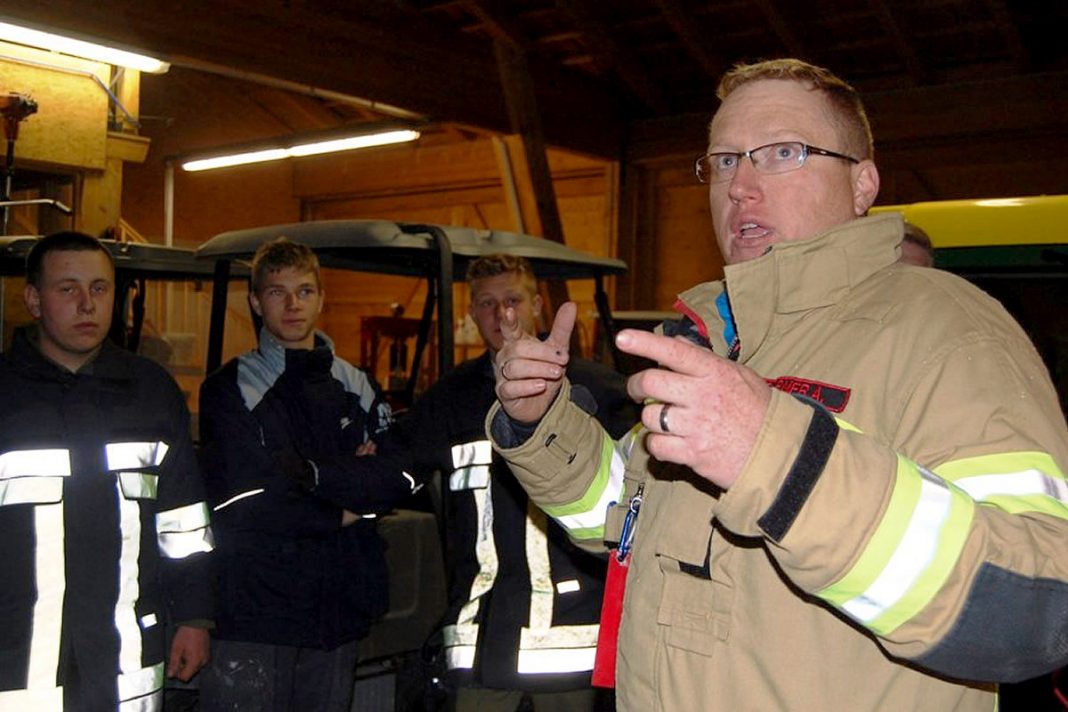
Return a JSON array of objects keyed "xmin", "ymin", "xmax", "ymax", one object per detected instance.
[
  {"xmin": 616, "ymin": 329, "xmax": 771, "ymax": 489},
  {"xmin": 494, "ymin": 301, "xmax": 575, "ymax": 424}
]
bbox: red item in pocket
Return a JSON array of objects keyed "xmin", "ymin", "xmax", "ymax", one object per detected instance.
[{"xmin": 592, "ymin": 551, "xmax": 630, "ymax": 688}]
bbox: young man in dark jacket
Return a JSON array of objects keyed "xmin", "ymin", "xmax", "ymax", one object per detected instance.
[
  {"xmin": 376, "ymin": 255, "xmax": 637, "ymax": 711},
  {"xmin": 197, "ymin": 238, "xmax": 414, "ymax": 712},
  {"xmin": 0, "ymin": 231, "xmax": 214, "ymax": 711}
]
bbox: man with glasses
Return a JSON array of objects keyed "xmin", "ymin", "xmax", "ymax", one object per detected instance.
[{"xmin": 486, "ymin": 58, "xmax": 1068, "ymax": 711}]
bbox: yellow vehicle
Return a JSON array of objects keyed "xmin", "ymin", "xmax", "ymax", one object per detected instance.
[{"xmin": 873, "ymin": 195, "xmax": 1068, "ymax": 413}]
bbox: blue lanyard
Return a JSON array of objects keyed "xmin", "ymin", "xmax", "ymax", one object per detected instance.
[{"xmin": 616, "ymin": 483, "xmax": 644, "ymax": 562}]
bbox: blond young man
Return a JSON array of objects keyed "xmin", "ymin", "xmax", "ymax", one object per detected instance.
[{"xmin": 197, "ymin": 238, "xmax": 410, "ymax": 712}]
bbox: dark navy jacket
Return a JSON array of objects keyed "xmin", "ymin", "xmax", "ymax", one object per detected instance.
[{"xmin": 199, "ymin": 329, "xmax": 403, "ymax": 649}]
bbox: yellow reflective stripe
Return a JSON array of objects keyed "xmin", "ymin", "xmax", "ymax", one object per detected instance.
[
  {"xmin": 819, "ymin": 456, "xmax": 975, "ymax": 635},
  {"xmin": 0, "ymin": 448, "xmax": 71, "ymax": 479},
  {"xmin": 118, "ymin": 472, "xmax": 159, "ymax": 500},
  {"xmin": 116, "ymin": 481, "xmax": 145, "ymax": 679},
  {"xmin": 525, "ymin": 503, "xmax": 553, "ymax": 631},
  {"xmin": 543, "ymin": 433, "xmax": 623, "ymax": 540},
  {"xmin": 936, "ymin": 451, "xmax": 1068, "ymax": 519},
  {"xmin": 834, "ymin": 417, "xmax": 863, "ymax": 434},
  {"xmin": 29, "ymin": 503, "xmax": 65, "ymax": 690},
  {"xmin": 117, "ymin": 663, "xmax": 164, "ymax": 709},
  {"xmin": 106, "ymin": 441, "xmax": 170, "ymax": 471},
  {"xmin": 156, "ymin": 502, "xmax": 214, "ymax": 559}
]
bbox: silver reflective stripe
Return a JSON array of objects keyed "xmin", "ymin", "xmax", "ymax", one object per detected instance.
[
  {"xmin": 525, "ymin": 502, "xmax": 553, "ymax": 631},
  {"xmin": 451, "ymin": 440, "xmax": 492, "ymax": 469},
  {"xmin": 106, "ymin": 441, "xmax": 170, "ymax": 471},
  {"xmin": 115, "ymin": 480, "xmax": 145, "ymax": 682},
  {"xmin": 516, "ymin": 643, "xmax": 598, "ymax": 674},
  {"xmin": 156, "ymin": 502, "xmax": 214, "ymax": 559},
  {"xmin": 118, "ymin": 472, "xmax": 159, "ymax": 500},
  {"xmin": 442, "ymin": 623, "xmax": 478, "ymax": 670},
  {"xmin": 0, "ymin": 686, "xmax": 63, "ymax": 708},
  {"xmin": 118, "ymin": 690, "xmax": 162, "ymax": 712},
  {"xmin": 0, "ymin": 448, "xmax": 71, "ymax": 507},
  {"xmin": 0, "ymin": 448, "xmax": 72, "ymax": 479},
  {"xmin": 518, "ymin": 624, "xmax": 599, "ymax": 673},
  {"xmin": 449, "ymin": 441, "xmax": 491, "ymax": 490},
  {"xmin": 28, "ymin": 503, "xmax": 65, "ymax": 691},
  {"xmin": 449, "ymin": 465, "xmax": 489, "ymax": 491},
  {"xmin": 0, "ymin": 477, "xmax": 64, "ymax": 506},
  {"xmin": 444, "ymin": 483, "xmax": 497, "ymax": 670},
  {"xmin": 213, "ymin": 488, "xmax": 265, "ymax": 511},
  {"xmin": 117, "ymin": 662, "xmax": 164, "ymax": 710},
  {"xmin": 842, "ymin": 471, "xmax": 953, "ymax": 623},
  {"xmin": 556, "ymin": 579, "xmax": 580, "ymax": 594}
]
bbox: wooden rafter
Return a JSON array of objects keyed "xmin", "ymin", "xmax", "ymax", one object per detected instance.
[
  {"xmin": 652, "ymin": 0, "xmax": 727, "ymax": 81},
  {"xmin": 553, "ymin": 0, "xmax": 666, "ymax": 112},
  {"xmin": 867, "ymin": 0, "xmax": 927, "ymax": 85},
  {"xmin": 750, "ymin": 0, "xmax": 808, "ymax": 59}
]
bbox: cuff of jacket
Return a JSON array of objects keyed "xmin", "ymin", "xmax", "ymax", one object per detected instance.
[
  {"xmin": 485, "ymin": 379, "xmax": 600, "ymax": 505},
  {"xmin": 716, "ymin": 390, "xmax": 837, "ymax": 541}
]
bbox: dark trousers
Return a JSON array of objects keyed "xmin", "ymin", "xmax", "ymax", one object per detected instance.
[
  {"xmin": 198, "ymin": 638, "xmax": 358, "ymax": 712},
  {"xmin": 450, "ymin": 687, "xmax": 598, "ymax": 712}
]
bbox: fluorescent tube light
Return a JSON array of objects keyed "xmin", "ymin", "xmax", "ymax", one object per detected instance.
[
  {"xmin": 0, "ymin": 21, "xmax": 169, "ymax": 73},
  {"xmin": 181, "ymin": 129, "xmax": 421, "ymax": 172}
]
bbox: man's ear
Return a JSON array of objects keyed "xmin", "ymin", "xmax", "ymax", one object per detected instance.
[
  {"xmin": 248, "ymin": 292, "xmax": 263, "ymax": 318},
  {"xmin": 851, "ymin": 160, "xmax": 881, "ymax": 216},
  {"xmin": 316, "ymin": 289, "xmax": 325, "ymax": 315},
  {"xmin": 23, "ymin": 283, "xmax": 41, "ymax": 319}
]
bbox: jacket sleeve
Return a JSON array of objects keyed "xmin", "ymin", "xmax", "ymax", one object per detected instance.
[
  {"xmin": 154, "ymin": 370, "xmax": 216, "ymax": 625},
  {"xmin": 304, "ymin": 366, "xmax": 433, "ymax": 513},
  {"xmin": 714, "ymin": 329, "xmax": 1068, "ymax": 683},
  {"xmin": 488, "ymin": 378, "xmax": 641, "ymax": 549},
  {"xmin": 198, "ymin": 367, "xmax": 340, "ymax": 537}
]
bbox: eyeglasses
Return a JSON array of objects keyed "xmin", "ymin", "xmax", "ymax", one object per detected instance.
[{"xmin": 695, "ymin": 141, "xmax": 859, "ymax": 184}]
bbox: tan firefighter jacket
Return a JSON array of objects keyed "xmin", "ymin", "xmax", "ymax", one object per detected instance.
[{"xmin": 488, "ymin": 213, "xmax": 1068, "ymax": 711}]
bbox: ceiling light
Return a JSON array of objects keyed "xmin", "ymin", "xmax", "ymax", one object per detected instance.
[
  {"xmin": 0, "ymin": 20, "xmax": 169, "ymax": 73},
  {"xmin": 180, "ymin": 129, "xmax": 421, "ymax": 172}
]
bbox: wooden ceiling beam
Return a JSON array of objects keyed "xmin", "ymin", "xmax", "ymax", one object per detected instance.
[
  {"xmin": 751, "ymin": 0, "xmax": 809, "ymax": 59},
  {"xmin": 0, "ymin": 0, "xmax": 628, "ymax": 158},
  {"xmin": 652, "ymin": 0, "xmax": 728, "ymax": 81},
  {"xmin": 553, "ymin": 0, "xmax": 666, "ymax": 112},
  {"xmin": 867, "ymin": 0, "xmax": 927, "ymax": 85}
]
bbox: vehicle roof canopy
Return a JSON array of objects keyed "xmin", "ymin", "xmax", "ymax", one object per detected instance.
[
  {"xmin": 0, "ymin": 235, "xmax": 230, "ymax": 280},
  {"xmin": 195, "ymin": 219, "xmax": 626, "ymax": 280}
]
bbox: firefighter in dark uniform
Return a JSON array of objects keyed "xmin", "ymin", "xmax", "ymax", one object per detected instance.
[
  {"xmin": 379, "ymin": 255, "xmax": 637, "ymax": 712},
  {"xmin": 0, "ymin": 232, "xmax": 214, "ymax": 711}
]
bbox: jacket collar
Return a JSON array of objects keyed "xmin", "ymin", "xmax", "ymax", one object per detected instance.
[
  {"xmin": 256, "ymin": 325, "xmax": 334, "ymax": 375},
  {"xmin": 678, "ymin": 213, "xmax": 904, "ymax": 361},
  {"xmin": 7, "ymin": 325, "xmax": 129, "ymax": 382}
]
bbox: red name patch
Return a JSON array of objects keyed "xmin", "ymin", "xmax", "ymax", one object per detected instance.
[{"xmin": 765, "ymin": 376, "xmax": 851, "ymax": 413}]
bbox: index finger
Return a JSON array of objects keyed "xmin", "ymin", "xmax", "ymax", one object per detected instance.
[{"xmin": 615, "ymin": 328, "xmax": 713, "ymax": 376}]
